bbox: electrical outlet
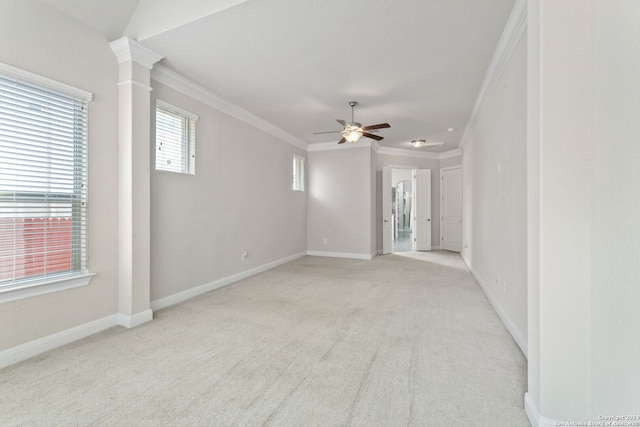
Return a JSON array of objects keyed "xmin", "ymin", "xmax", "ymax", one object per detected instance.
[
  {"xmin": 241, "ymin": 251, "xmax": 248, "ymax": 260},
  {"xmin": 323, "ymin": 238, "xmax": 327, "ymax": 245}
]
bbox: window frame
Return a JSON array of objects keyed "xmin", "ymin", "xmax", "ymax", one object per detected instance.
[
  {"xmin": 154, "ymin": 100, "xmax": 198, "ymax": 175},
  {"xmin": 292, "ymin": 154, "xmax": 305, "ymax": 192},
  {"xmin": 0, "ymin": 62, "xmax": 94, "ymax": 303}
]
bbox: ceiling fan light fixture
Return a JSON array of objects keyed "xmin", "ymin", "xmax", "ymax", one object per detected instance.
[
  {"xmin": 411, "ymin": 139, "xmax": 427, "ymax": 147},
  {"xmin": 343, "ymin": 125, "xmax": 364, "ymax": 142}
]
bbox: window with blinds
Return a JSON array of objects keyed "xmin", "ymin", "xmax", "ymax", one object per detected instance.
[
  {"xmin": 0, "ymin": 66, "xmax": 90, "ymax": 291},
  {"xmin": 293, "ymin": 155, "xmax": 305, "ymax": 191},
  {"xmin": 155, "ymin": 100, "xmax": 197, "ymax": 175}
]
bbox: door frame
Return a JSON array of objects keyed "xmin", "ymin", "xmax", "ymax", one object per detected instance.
[
  {"xmin": 412, "ymin": 168, "xmax": 432, "ymax": 251},
  {"xmin": 381, "ymin": 164, "xmax": 417, "ymax": 254},
  {"xmin": 440, "ymin": 165, "xmax": 463, "ymax": 252}
]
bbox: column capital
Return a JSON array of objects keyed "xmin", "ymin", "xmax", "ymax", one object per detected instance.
[{"xmin": 109, "ymin": 37, "xmax": 163, "ymax": 69}]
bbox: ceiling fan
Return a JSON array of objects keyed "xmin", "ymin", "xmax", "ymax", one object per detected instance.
[{"xmin": 313, "ymin": 101, "xmax": 390, "ymax": 144}]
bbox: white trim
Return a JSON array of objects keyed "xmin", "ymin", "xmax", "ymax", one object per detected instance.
[
  {"xmin": 0, "ymin": 273, "xmax": 95, "ymax": 304},
  {"xmin": 151, "ymin": 252, "xmax": 307, "ymax": 311},
  {"xmin": 387, "ymin": 163, "xmax": 418, "ymax": 170},
  {"xmin": 109, "ymin": 37, "xmax": 163, "ymax": 69},
  {"xmin": 462, "ymin": 253, "xmax": 528, "ymax": 357},
  {"xmin": 440, "ymin": 166, "xmax": 463, "ymax": 254},
  {"xmin": 117, "ymin": 80, "xmax": 154, "ymax": 92},
  {"xmin": 459, "ymin": 0, "xmax": 527, "ymax": 149},
  {"xmin": 439, "ymin": 148, "xmax": 462, "ymax": 160},
  {"xmin": 151, "ymin": 65, "xmax": 307, "ymax": 150},
  {"xmin": 0, "ymin": 314, "xmax": 118, "ymax": 370},
  {"xmin": 308, "ymin": 141, "xmax": 462, "ymax": 161},
  {"xmin": 117, "ymin": 309, "xmax": 153, "ymax": 328},
  {"xmin": 377, "ymin": 146, "xmax": 440, "ymax": 159},
  {"xmin": 156, "ymin": 99, "xmax": 199, "ymax": 121},
  {"xmin": 0, "ymin": 61, "xmax": 93, "ymax": 101},
  {"xmin": 307, "ymin": 140, "xmax": 374, "ymax": 152},
  {"xmin": 524, "ymin": 393, "xmax": 557, "ymax": 427},
  {"xmin": 440, "ymin": 165, "xmax": 462, "ymax": 173},
  {"xmin": 306, "ymin": 250, "xmax": 376, "ymax": 261}
]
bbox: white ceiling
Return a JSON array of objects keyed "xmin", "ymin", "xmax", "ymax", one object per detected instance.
[{"xmin": 44, "ymin": 0, "xmax": 516, "ymax": 152}]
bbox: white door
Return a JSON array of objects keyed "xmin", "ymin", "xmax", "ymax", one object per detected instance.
[
  {"xmin": 412, "ymin": 169, "xmax": 431, "ymax": 251},
  {"xmin": 382, "ymin": 165, "xmax": 392, "ymax": 254},
  {"xmin": 441, "ymin": 167, "xmax": 462, "ymax": 252}
]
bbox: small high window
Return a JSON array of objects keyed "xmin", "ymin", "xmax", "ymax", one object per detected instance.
[
  {"xmin": 155, "ymin": 100, "xmax": 197, "ymax": 175},
  {"xmin": 293, "ymin": 155, "xmax": 305, "ymax": 191}
]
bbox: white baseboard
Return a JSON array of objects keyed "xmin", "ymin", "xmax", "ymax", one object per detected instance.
[
  {"xmin": 377, "ymin": 247, "xmax": 442, "ymax": 254},
  {"xmin": 0, "ymin": 314, "xmax": 118, "ymax": 370},
  {"xmin": 151, "ymin": 251, "xmax": 307, "ymax": 311},
  {"xmin": 0, "ymin": 252, "xmax": 308, "ymax": 370},
  {"xmin": 306, "ymin": 250, "xmax": 376, "ymax": 260},
  {"xmin": 462, "ymin": 254, "xmax": 528, "ymax": 358},
  {"xmin": 117, "ymin": 309, "xmax": 153, "ymax": 328},
  {"xmin": 525, "ymin": 393, "xmax": 557, "ymax": 427}
]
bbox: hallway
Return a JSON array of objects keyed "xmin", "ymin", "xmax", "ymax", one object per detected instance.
[{"xmin": 392, "ymin": 229, "xmax": 413, "ymax": 253}]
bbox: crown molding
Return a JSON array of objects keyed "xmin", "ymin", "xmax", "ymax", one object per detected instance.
[
  {"xmin": 459, "ymin": 0, "xmax": 527, "ymax": 149},
  {"xmin": 307, "ymin": 140, "xmax": 374, "ymax": 152},
  {"xmin": 151, "ymin": 65, "xmax": 307, "ymax": 150},
  {"xmin": 439, "ymin": 148, "xmax": 462, "ymax": 159},
  {"xmin": 306, "ymin": 140, "xmax": 461, "ymax": 160},
  {"xmin": 377, "ymin": 145, "xmax": 461, "ymax": 160},
  {"xmin": 376, "ymin": 146, "xmax": 440, "ymax": 160},
  {"xmin": 109, "ymin": 37, "xmax": 163, "ymax": 69}
]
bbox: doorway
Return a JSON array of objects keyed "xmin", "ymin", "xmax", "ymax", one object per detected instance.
[
  {"xmin": 392, "ymin": 178, "xmax": 413, "ymax": 252},
  {"xmin": 382, "ymin": 166, "xmax": 431, "ymax": 254}
]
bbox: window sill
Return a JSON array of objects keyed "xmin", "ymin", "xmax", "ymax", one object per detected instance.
[{"xmin": 0, "ymin": 273, "xmax": 95, "ymax": 304}]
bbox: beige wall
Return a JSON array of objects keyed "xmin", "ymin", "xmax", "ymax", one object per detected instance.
[
  {"xmin": 150, "ymin": 83, "xmax": 308, "ymax": 301},
  {"xmin": 462, "ymin": 34, "xmax": 527, "ymax": 354},
  {"xmin": 0, "ymin": 0, "xmax": 120, "ymax": 350},
  {"xmin": 590, "ymin": 0, "xmax": 640, "ymax": 413},
  {"xmin": 307, "ymin": 147, "xmax": 375, "ymax": 257}
]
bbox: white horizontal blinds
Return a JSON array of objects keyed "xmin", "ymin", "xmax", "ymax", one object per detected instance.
[
  {"xmin": 0, "ymin": 72, "xmax": 88, "ymax": 288},
  {"xmin": 155, "ymin": 102, "xmax": 196, "ymax": 175}
]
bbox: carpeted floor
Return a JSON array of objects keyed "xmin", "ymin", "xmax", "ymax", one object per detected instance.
[{"xmin": 0, "ymin": 252, "xmax": 529, "ymax": 426}]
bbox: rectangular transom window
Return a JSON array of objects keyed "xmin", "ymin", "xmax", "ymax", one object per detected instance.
[
  {"xmin": 0, "ymin": 64, "xmax": 91, "ymax": 291},
  {"xmin": 155, "ymin": 100, "xmax": 197, "ymax": 175},
  {"xmin": 293, "ymin": 155, "xmax": 305, "ymax": 191}
]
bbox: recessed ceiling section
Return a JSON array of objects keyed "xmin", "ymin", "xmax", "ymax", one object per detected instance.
[{"xmin": 45, "ymin": 0, "xmax": 517, "ymax": 152}]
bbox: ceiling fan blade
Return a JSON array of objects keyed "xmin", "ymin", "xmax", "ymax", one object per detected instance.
[
  {"xmin": 338, "ymin": 137, "xmax": 347, "ymax": 144},
  {"xmin": 362, "ymin": 123, "xmax": 390, "ymax": 131},
  {"xmin": 312, "ymin": 130, "xmax": 343, "ymax": 134},
  {"xmin": 362, "ymin": 132, "xmax": 383, "ymax": 141},
  {"xmin": 336, "ymin": 119, "xmax": 347, "ymax": 127}
]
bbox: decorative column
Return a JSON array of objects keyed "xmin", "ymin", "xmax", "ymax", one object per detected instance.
[{"xmin": 110, "ymin": 37, "xmax": 163, "ymax": 328}]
